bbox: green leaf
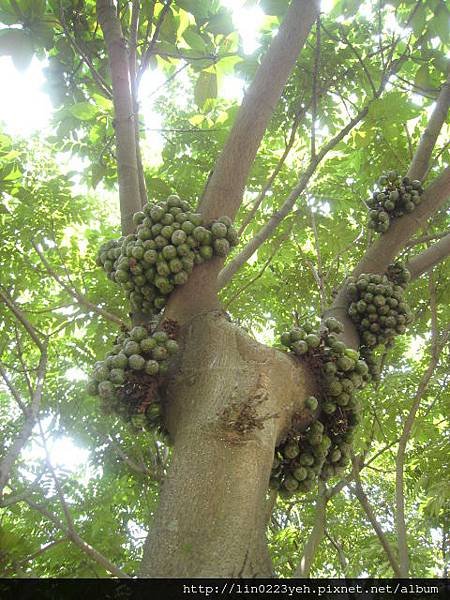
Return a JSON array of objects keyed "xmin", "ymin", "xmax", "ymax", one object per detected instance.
[
  {"xmin": 414, "ymin": 65, "xmax": 433, "ymax": 90},
  {"xmin": 260, "ymin": 0, "xmax": 288, "ymax": 17},
  {"xmin": 206, "ymin": 10, "xmax": 234, "ymax": 37},
  {"xmin": 146, "ymin": 177, "xmax": 172, "ymax": 199},
  {"xmin": 69, "ymin": 102, "xmax": 99, "ymax": 121},
  {"xmin": 194, "ymin": 71, "xmax": 217, "ymax": 108},
  {"xmin": 0, "ymin": 28, "xmax": 33, "ymax": 70},
  {"xmin": 431, "ymin": 8, "xmax": 449, "ymax": 45},
  {"xmin": 91, "ymin": 164, "xmax": 106, "ymax": 189},
  {"xmin": 182, "ymin": 28, "xmax": 207, "ymax": 53}
]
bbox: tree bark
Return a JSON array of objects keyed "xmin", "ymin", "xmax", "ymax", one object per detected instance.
[
  {"xmin": 97, "ymin": 0, "xmax": 141, "ymax": 235},
  {"xmin": 140, "ymin": 312, "xmax": 317, "ymax": 577},
  {"xmin": 293, "ymin": 489, "xmax": 327, "ymax": 577},
  {"xmin": 327, "ymin": 166, "xmax": 450, "ymax": 349},
  {"xmin": 407, "ymin": 233, "xmax": 450, "ymax": 280},
  {"xmin": 163, "ymin": 0, "xmax": 319, "ymax": 326},
  {"xmin": 407, "ymin": 72, "xmax": 450, "ymax": 182}
]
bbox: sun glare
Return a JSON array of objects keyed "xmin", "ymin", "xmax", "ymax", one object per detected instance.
[{"xmin": 0, "ymin": 56, "xmax": 52, "ymax": 136}]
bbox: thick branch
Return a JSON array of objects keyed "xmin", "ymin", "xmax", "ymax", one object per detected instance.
[
  {"xmin": 356, "ymin": 167, "xmax": 450, "ymax": 275},
  {"xmin": 407, "ymin": 233, "xmax": 450, "ymax": 280},
  {"xmin": 200, "ymin": 0, "xmax": 320, "ymax": 222},
  {"xmin": 407, "ymin": 72, "xmax": 450, "ymax": 181},
  {"xmin": 330, "ymin": 166, "xmax": 450, "ymax": 348},
  {"xmin": 163, "ymin": 0, "xmax": 319, "ymax": 324},
  {"xmin": 129, "ymin": 0, "xmax": 147, "ymax": 208},
  {"xmin": 97, "ymin": 0, "xmax": 141, "ymax": 235},
  {"xmin": 293, "ymin": 488, "xmax": 327, "ymax": 577}
]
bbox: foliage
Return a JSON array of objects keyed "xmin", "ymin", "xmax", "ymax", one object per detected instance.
[{"xmin": 0, "ymin": 0, "xmax": 449, "ymax": 578}]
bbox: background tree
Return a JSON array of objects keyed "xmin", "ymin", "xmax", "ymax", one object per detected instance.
[{"xmin": 0, "ymin": 0, "xmax": 449, "ymax": 578}]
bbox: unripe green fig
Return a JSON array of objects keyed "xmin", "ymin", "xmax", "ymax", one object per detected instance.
[
  {"xmin": 152, "ymin": 346, "xmax": 168, "ymax": 361},
  {"xmin": 145, "ymin": 360, "xmax": 160, "ymax": 375},
  {"xmin": 199, "ymin": 245, "xmax": 213, "ymax": 260},
  {"xmin": 305, "ymin": 334, "xmax": 320, "ymax": 348},
  {"xmin": 129, "ymin": 354, "xmax": 145, "ymax": 370},
  {"xmin": 292, "ymin": 340, "xmax": 308, "ymax": 355},
  {"xmin": 174, "ymin": 271, "xmax": 189, "ymax": 286},
  {"xmin": 133, "ymin": 211, "xmax": 145, "ymax": 225},
  {"xmin": 283, "ymin": 476, "xmax": 299, "ymax": 492},
  {"xmin": 283, "ymin": 442, "xmax": 300, "ymax": 459},
  {"xmin": 112, "ymin": 353, "xmax": 128, "ymax": 369},
  {"xmin": 93, "ymin": 365, "xmax": 109, "ymax": 382},
  {"xmin": 293, "ymin": 466, "xmax": 308, "ymax": 481},
  {"xmin": 140, "ymin": 337, "xmax": 157, "ymax": 353},
  {"xmin": 130, "ymin": 326, "xmax": 148, "ymax": 342},
  {"xmin": 165, "ymin": 339, "xmax": 179, "ymax": 354},
  {"xmin": 213, "ymin": 238, "xmax": 230, "ymax": 256},
  {"xmin": 280, "ymin": 332, "xmax": 291, "ymax": 346},
  {"xmin": 299, "ymin": 453, "xmax": 315, "ymax": 466},
  {"xmin": 218, "ymin": 216, "xmax": 232, "ymax": 228},
  {"xmin": 98, "ymin": 380, "xmax": 115, "ymax": 398},
  {"xmin": 86, "ymin": 380, "xmax": 99, "ymax": 396},
  {"xmin": 124, "ymin": 341, "xmax": 141, "ymax": 356},
  {"xmin": 110, "ymin": 368, "xmax": 125, "ymax": 384},
  {"xmin": 211, "ymin": 222, "xmax": 228, "ymax": 238},
  {"xmin": 289, "ymin": 328, "xmax": 305, "ymax": 342},
  {"xmin": 153, "ymin": 331, "xmax": 168, "ymax": 344},
  {"xmin": 172, "ymin": 229, "xmax": 187, "ymax": 246},
  {"xmin": 305, "ymin": 396, "xmax": 319, "ymax": 411}
]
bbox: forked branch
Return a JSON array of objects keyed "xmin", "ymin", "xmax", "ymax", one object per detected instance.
[
  {"xmin": 407, "ymin": 72, "xmax": 450, "ymax": 182},
  {"xmin": 407, "ymin": 233, "xmax": 450, "ymax": 280}
]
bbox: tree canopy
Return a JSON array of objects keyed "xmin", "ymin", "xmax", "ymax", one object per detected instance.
[{"xmin": 0, "ymin": 0, "xmax": 449, "ymax": 578}]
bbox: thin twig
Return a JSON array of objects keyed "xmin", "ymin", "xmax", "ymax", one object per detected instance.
[
  {"xmin": 31, "ymin": 240, "xmax": 126, "ymax": 327},
  {"xmin": 137, "ymin": 0, "xmax": 174, "ymax": 86}
]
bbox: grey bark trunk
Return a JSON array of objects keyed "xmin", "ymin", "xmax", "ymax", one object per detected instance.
[{"xmin": 140, "ymin": 312, "xmax": 316, "ymax": 577}]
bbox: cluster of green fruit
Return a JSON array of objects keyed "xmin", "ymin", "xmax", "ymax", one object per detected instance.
[
  {"xmin": 86, "ymin": 325, "xmax": 178, "ymax": 429},
  {"xmin": 272, "ymin": 317, "xmax": 369, "ymax": 496},
  {"xmin": 96, "ymin": 195, "xmax": 238, "ymax": 315},
  {"xmin": 367, "ymin": 172, "xmax": 424, "ymax": 233},
  {"xmin": 347, "ymin": 267, "xmax": 412, "ymax": 349}
]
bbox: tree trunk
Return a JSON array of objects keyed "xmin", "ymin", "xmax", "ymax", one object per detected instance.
[{"xmin": 140, "ymin": 312, "xmax": 317, "ymax": 577}]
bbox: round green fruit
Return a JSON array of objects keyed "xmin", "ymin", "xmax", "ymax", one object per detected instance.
[
  {"xmin": 166, "ymin": 339, "xmax": 179, "ymax": 354},
  {"xmin": 129, "ymin": 354, "xmax": 145, "ymax": 370},
  {"xmin": 211, "ymin": 222, "xmax": 228, "ymax": 238},
  {"xmin": 305, "ymin": 334, "xmax": 320, "ymax": 348},
  {"xmin": 130, "ymin": 326, "xmax": 148, "ymax": 342},
  {"xmin": 305, "ymin": 396, "xmax": 319, "ymax": 411},
  {"xmin": 213, "ymin": 238, "xmax": 230, "ymax": 256},
  {"xmin": 283, "ymin": 442, "xmax": 300, "ymax": 459},
  {"xmin": 124, "ymin": 341, "xmax": 141, "ymax": 356},
  {"xmin": 98, "ymin": 380, "xmax": 115, "ymax": 398},
  {"xmin": 292, "ymin": 340, "xmax": 308, "ymax": 355},
  {"xmin": 93, "ymin": 365, "xmax": 109, "ymax": 382},
  {"xmin": 283, "ymin": 476, "xmax": 299, "ymax": 492},
  {"xmin": 86, "ymin": 380, "xmax": 99, "ymax": 396},
  {"xmin": 293, "ymin": 466, "xmax": 308, "ymax": 481},
  {"xmin": 145, "ymin": 360, "xmax": 160, "ymax": 376},
  {"xmin": 109, "ymin": 368, "xmax": 125, "ymax": 385}
]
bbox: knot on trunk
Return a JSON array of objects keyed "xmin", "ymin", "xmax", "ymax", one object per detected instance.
[{"xmin": 217, "ymin": 373, "xmax": 278, "ymax": 443}]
